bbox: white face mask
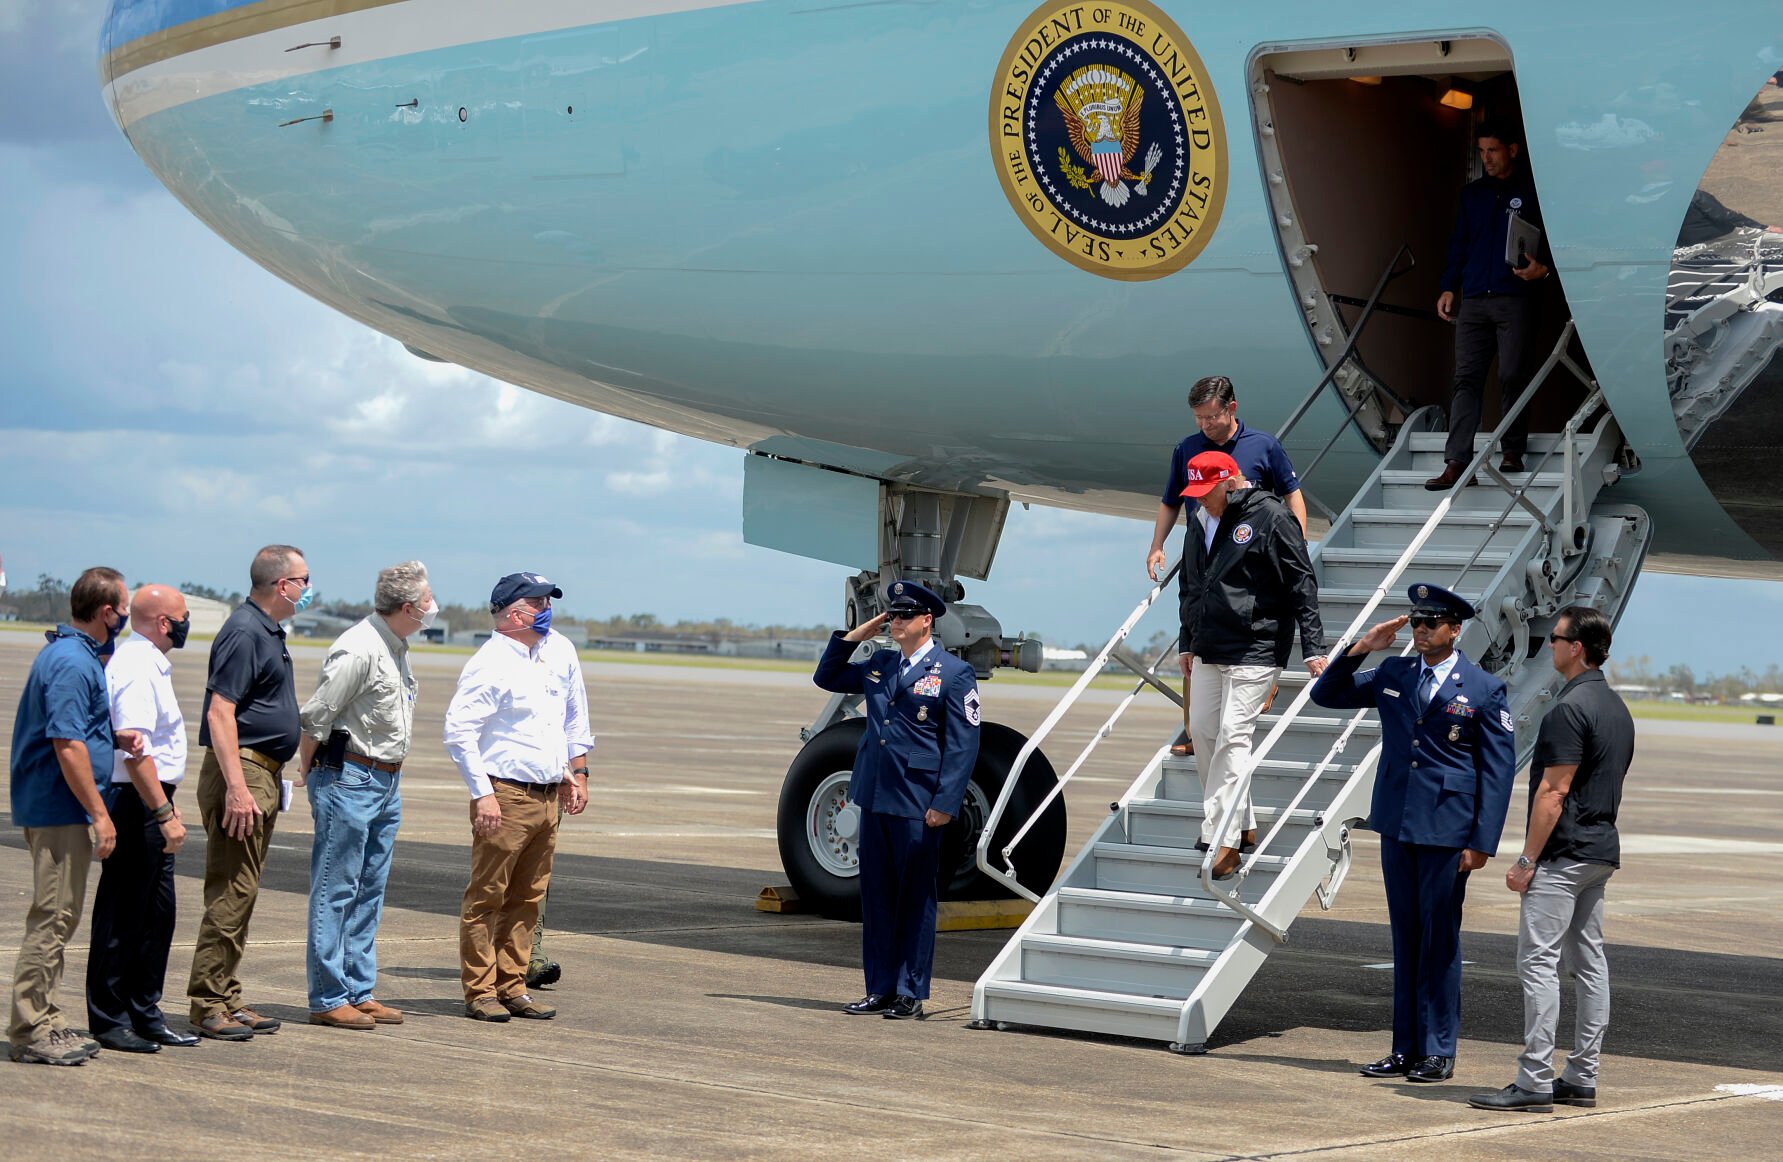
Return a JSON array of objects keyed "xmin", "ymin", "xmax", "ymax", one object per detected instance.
[{"xmin": 414, "ymin": 601, "xmax": 439, "ymax": 630}]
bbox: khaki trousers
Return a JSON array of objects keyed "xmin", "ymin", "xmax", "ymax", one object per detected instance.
[
  {"xmin": 461, "ymin": 781, "xmax": 559, "ymax": 1002},
  {"xmin": 1188, "ymin": 662, "xmax": 1280, "ymax": 848},
  {"xmin": 8, "ymin": 825, "xmax": 94, "ymax": 1047},
  {"xmin": 187, "ymin": 749, "xmax": 281, "ymax": 1020}
]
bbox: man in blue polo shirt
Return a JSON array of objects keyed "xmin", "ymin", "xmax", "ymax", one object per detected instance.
[
  {"xmin": 1147, "ymin": 374, "xmax": 1305, "ymax": 584},
  {"xmin": 8, "ymin": 566, "xmax": 143, "ymax": 1067}
]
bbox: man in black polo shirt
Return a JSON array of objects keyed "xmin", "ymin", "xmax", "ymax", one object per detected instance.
[
  {"xmin": 186, "ymin": 544, "xmax": 310, "ymax": 1042},
  {"xmin": 1470, "ymin": 604, "xmax": 1633, "ymax": 1113}
]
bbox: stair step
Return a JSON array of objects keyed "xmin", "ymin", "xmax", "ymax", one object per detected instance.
[
  {"xmin": 1379, "ymin": 470, "xmax": 1564, "ymax": 510},
  {"xmin": 1319, "ymin": 546, "xmax": 1511, "ymax": 590},
  {"xmin": 1020, "ymin": 933, "xmax": 1221, "ymax": 999},
  {"xmin": 1406, "ymin": 432, "xmax": 1569, "ymax": 454},
  {"xmin": 1126, "ymin": 799, "xmax": 1322, "ymax": 850},
  {"xmin": 1093, "ymin": 841, "xmax": 1291, "ymax": 893},
  {"xmin": 1343, "ymin": 508, "xmax": 1540, "ymax": 552},
  {"xmin": 1056, "ymin": 886, "xmax": 1250, "ymax": 946},
  {"xmin": 979, "ymin": 979, "xmax": 1186, "ymax": 1041},
  {"xmin": 1160, "ymin": 755, "xmax": 1357, "ymax": 808}
]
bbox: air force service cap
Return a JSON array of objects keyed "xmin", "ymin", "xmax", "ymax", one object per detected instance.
[
  {"xmin": 1180, "ymin": 450, "xmax": 1241, "ymax": 498},
  {"xmin": 490, "ymin": 571, "xmax": 563, "ymax": 612},
  {"xmin": 884, "ymin": 579, "xmax": 946, "ymax": 619},
  {"xmin": 1407, "ymin": 582, "xmax": 1475, "ymax": 621}
]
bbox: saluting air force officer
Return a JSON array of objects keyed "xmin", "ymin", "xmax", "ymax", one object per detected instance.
[
  {"xmin": 1310, "ymin": 583, "xmax": 1516, "ymax": 1084},
  {"xmin": 813, "ymin": 580, "xmax": 981, "ymax": 1021}
]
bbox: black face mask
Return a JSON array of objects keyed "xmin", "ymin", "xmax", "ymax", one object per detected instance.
[
  {"xmin": 105, "ymin": 607, "xmax": 129, "ymax": 648},
  {"xmin": 165, "ymin": 614, "xmax": 191, "ymax": 650}
]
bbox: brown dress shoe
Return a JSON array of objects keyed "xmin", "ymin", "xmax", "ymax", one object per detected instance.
[
  {"xmin": 1499, "ymin": 453, "xmax": 1526, "ymax": 473},
  {"xmin": 1211, "ymin": 846, "xmax": 1241, "ymax": 879},
  {"xmin": 193, "ymin": 1012, "xmax": 254, "ymax": 1041},
  {"xmin": 308, "ymin": 1004, "xmax": 375, "ymax": 1030},
  {"xmin": 1240, "ymin": 828, "xmax": 1258, "ymax": 852},
  {"xmin": 500, "ymin": 994, "xmax": 556, "ymax": 1020},
  {"xmin": 1424, "ymin": 460, "xmax": 1466, "ymax": 490},
  {"xmin": 354, "ymin": 999, "xmax": 404, "ymax": 1025}
]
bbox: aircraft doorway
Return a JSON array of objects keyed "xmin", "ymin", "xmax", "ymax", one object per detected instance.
[{"xmin": 1250, "ymin": 38, "xmax": 1584, "ymax": 453}]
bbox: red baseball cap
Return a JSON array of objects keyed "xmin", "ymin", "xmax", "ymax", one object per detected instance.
[{"xmin": 1180, "ymin": 451, "xmax": 1240, "ymax": 498}]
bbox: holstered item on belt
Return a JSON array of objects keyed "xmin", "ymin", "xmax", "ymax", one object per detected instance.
[
  {"xmin": 321, "ymin": 729, "xmax": 349, "ymax": 770},
  {"xmin": 238, "ymin": 747, "xmax": 287, "ymax": 778}
]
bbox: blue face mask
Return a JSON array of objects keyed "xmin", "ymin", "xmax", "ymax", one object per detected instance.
[
  {"xmin": 288, "ymin": 581, "xmax": 315, "ymax": 614},
  {"xmin": 106, "ymin": 606, "xmax": 129, "ymax": 647},
  {"xmin": 531, "ymin": 605, "xmax": 553, "ymax": 636}
]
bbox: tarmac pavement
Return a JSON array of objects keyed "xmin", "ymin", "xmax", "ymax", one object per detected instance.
[{"xmin": 1, "ymin": 628, "xmax": 1779, "ymax": 1159}]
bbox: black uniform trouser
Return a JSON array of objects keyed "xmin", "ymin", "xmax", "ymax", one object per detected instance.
[
  {"xmin": 1444, "ymin": 294, "xmax": 1539, "ymax": 464},
  {"xmin": 86, "ymin": 783, "xmax": 178, "ymax": 1035}
]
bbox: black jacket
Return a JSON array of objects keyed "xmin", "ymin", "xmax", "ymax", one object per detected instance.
[{"xmin": 1179, "ymin": 487, "xmax": 1324, "ymax": 667}]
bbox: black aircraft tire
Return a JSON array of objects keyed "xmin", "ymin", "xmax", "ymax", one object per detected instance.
[
  {"xmin": 937, "ymin": 721, "xmax": 1067, "ymax": 902},
  {"xmin": 776, "ymin": 720, "xmax": 869, "ymax": 921},
  {"xmin": 776, "ymin": 719, "xmax": 1068, "ymax": 921}
]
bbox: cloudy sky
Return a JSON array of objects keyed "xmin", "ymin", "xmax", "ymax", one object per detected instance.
[{"xmin": 3, "ymin": 0, "xmax": 1780, "ymax": 675}]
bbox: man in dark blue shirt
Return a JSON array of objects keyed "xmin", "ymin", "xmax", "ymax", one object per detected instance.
[
  {"xmin": 1427, "ymin": 124, "xmax": 1556, "ymax": 490},
  {"xmin": 8, "ymin": 566, "xmax": 143, "ymax": 1067},
  {"xmin": 186, "ymin": 544, "xmax": 308, "ymax": 1041}
]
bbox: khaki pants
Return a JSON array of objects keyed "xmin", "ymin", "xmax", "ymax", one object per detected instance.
[
  {"xmin": 187, "ymin": 749, "xmax": 281, "ymax": 1021},
  {"xmin": 461, "ymin": 781, "xmax": 559, "ymax": 1002},
  {"xmin": 1188, "ymin": 662, "xmax": 1280, "ymax": 848},
  {"xmin": 8, "ymin": 825, "xmax": 94, "ymax": 1047}
]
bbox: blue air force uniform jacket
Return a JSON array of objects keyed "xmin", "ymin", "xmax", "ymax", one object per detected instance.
[
  {"xmin": 1309, "ymin": 648, "xmax": 1516, "ymax": 853},
  {"xmin": 813, "ymin": 633, "xmax": 980, "ymax": 819}
]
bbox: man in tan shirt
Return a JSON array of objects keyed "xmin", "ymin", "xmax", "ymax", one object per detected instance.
[{"xmin": 295, "ymin": 561, "xmax": 434, "ymax": 1030}]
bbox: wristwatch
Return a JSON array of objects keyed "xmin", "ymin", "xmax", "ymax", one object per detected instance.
[{"xmin": 1515, "ymin": 855, "xmax": 1535, "ymax": 871}]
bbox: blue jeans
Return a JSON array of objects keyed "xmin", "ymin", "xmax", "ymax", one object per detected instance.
[{"xmin": 306, "ymin": 761, "xmax": 401, "ymax": 1011}]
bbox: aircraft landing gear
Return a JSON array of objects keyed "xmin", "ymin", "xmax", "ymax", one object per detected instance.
[{"xmin": 775, "ymin": 719, "xmax": 1067, "ymax": 921}]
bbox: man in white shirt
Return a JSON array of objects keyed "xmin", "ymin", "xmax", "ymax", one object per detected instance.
[
  {"xmin": 86, "ymin": 585, "xmax": 198, "ymax": 1053},
  {"xmin": 444, "ymin": 573, "xmax": 592, "ymax": 1022}
]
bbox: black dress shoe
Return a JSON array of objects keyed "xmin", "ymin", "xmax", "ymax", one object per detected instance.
[
  {"xmin": 1359, "ymin": 1053, "xmax": 1412, "ymax": 1078},
  {"xmin": 1554, "ymin": 1078, "xmax": 1597, "ymax": 1107},
  {"xmin": 1406, "ymin": 1055, "xmax": 1455, "ymax": 1082},
  {"xmin": 883, "ymin": 996, "xmax": 925, "ymax": 1020},
  {"xmin": 1499, "ymin": 453, "xmax": 1526, "ymax": 474},
  {"xmin": 95, "ymin": 1028, "xmax": 160, "ymax": 1054},
  {"xmin": 1469, "ymin": 1083, "xmax": 1553, "ymax": 1112},
  {"xmin": 843, "ymin": 994, "xmax": 893, "ymax": 1015},
  {"xmin": 1424, "ymin": 460, "xmax": 1466, "ymax": 490},
  {"xmin": 137, "ymin": 1025, "xmax": 201, "ymax": 1048}
]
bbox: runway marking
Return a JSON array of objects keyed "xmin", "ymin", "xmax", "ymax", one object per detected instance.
[
  {"xmin": 597, "ymin": 785, "xmax": 765, "ymax": 796},
  {"xmin": 1715, "ymin": 1083, "xmax": 1783, "ymax": 1101},
  {"xmin": 1619, "ymin": 836, "xmax": 1783, "ymax": 855},
  {"xmin": 1628, "ymin": 787, "xmax": 1783, "ymax": 796}
]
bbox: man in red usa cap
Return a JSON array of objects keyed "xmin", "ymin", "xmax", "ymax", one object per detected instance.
[{"xmin": 1178, "ymin": 451, "xmax": 1327, "ymax": 880}]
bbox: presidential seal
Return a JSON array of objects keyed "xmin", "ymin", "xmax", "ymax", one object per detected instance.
[{"xmin": 990, "ymin": 0, "xmax": 1227, "ymax": 281}]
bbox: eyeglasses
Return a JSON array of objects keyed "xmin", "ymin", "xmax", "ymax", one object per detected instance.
[
  {"xmin": 1548, "ymin": 632, "xmax": 1578, "ymax": 643},
  {"xmin": 887, "ymin": 610, "xmax": 927, "ymax": 622},
  {"xmin": 1408, "ymin": 616, "xmax": 1454, "ymax": 630}
]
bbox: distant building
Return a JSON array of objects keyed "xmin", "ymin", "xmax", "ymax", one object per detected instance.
[{"xmin": 185, "ymin": 595, "xmax": 233, "ymax": 638}]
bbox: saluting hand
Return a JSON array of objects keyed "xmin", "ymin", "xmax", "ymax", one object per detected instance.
[
  {"xmin": 1350, "ymin": 615, "xmax": 1409, "ymax": 656},
  {"xmin": 843, "ymin": 612, "xmax": 890, "ymax": 644}
]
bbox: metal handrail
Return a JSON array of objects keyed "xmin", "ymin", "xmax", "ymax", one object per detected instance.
[
  {"xmin": 1274, "ymin": 244, "xmax": 1416, "ymax": 449},
  {"xmin": 1197, "ymin": 320, "xmax": 1600, "ymax": 935},
  {"xmin": 973, "ymin": 560, "xmax": 1184, "ymax": 901},
  {"xmin": 974, "ymin": 245, "xmax": 1417, "ymax": 898}
]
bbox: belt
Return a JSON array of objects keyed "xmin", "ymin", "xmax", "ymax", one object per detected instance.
[
  {"xmin": 343, "ymin": 750, "xmax": 402, "ymax": 774},
  {"xmin": 236, "ymin": 747, "xmax": 287, "ymax": 778},
  {"xmin": 490, "ymin": 776, "xmax": 557, "ymax": 796}
]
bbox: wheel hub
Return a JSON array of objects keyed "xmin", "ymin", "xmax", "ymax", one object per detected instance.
[{"xmin": 805, "ymin": 770, "xmax": 860, "ymax": 877}]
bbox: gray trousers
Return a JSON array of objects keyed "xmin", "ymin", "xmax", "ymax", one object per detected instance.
[{"xmin": 1516, "ymin": 858, "xmax": 1615, "ymax": 1091}]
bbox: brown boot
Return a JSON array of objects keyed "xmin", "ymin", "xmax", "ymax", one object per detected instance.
[
  {"xmin": 308, "ymin": 1004, "xmax": 375, "ymax": 1030},
  {"xmin": 1424, "ymin": 460, "xmax": 1466, "ymax": 490},
  {"xmin": 1211, "ymin": 846, "xmax": 1241, "ymax": 879},
  {"xmin": 1240, "ymin": 829, "xmax": 1258, "ymax": 852},
  {"xmin": 354, "ymin": 999, "xmax": 404, "ymax": 1025}
]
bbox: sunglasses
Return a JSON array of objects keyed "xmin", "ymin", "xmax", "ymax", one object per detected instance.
[
  {"xmin": 1548, "ymin": 632, "xmax": 1578, "ymax": 643},
  {"xmin": 887, "ymin": 610, "xmax": 928, "ymax": 621},
  {"xmin": 1408, "ymin": 616, "xmax": 1456, "ymax": 630}
]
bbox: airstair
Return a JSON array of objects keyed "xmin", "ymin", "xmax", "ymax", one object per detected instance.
[{"xmin": 970, "ymin": 320, "xmax": 1654, "ymax": 1052}]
